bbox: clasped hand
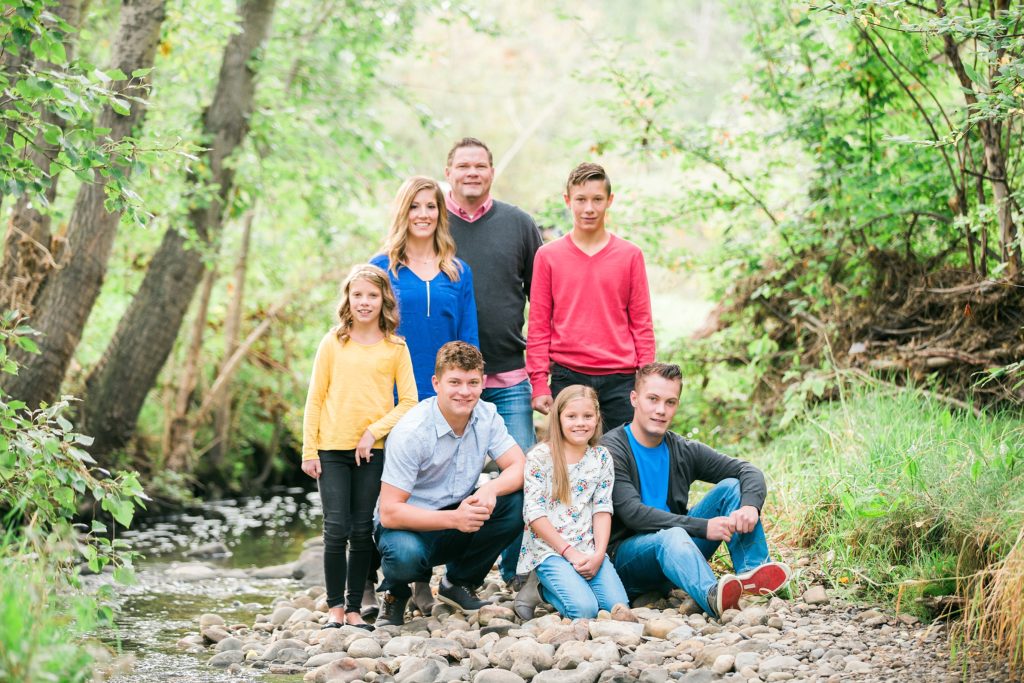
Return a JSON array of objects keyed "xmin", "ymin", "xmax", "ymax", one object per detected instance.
[
  {"xmin": 705, "ymin": 505, "xmax": 759, "ymax": 542},
  {"xmin": 564, "ymin": 547, "xmax": 603, "ymax": 580}
]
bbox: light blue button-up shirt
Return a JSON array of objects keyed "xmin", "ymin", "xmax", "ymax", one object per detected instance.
[{"xmin": 380, "ymin": 396, "xmax": 517, "ymax": 514}]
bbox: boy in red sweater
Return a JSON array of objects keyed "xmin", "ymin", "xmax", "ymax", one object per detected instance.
[{"xmin": 527, "ymin": 163, "xmax": 656, "ymax": 429}]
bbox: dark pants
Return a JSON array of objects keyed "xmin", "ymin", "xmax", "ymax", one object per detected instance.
[
  {"xmin": 550, "ymin": 362, "xmax": 635, "ymax": 431},
  {"xmin": 319, "ymin": 449, "xmax": 383, "ymax": 611},
  {"xmin": 376, "ymin": 491, "xmax": 524, "ymax": 599}
]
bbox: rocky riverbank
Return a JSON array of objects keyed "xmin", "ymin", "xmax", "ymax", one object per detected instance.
[{"xmin": 169, "ymin": 540, "xmax": 1007, "ymax": 683}]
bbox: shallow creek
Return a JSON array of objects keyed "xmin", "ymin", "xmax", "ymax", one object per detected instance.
[{"xmin": 96, "ymin": 489, "xmax": 321, "ymax": 682}]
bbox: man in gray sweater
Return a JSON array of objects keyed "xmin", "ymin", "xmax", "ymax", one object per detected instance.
[
  {"xmin": 445, "ymin": 137, "xmax": 543, "ymax": 585},
  {"xmin": 603, "ymin": 362, "xmax": 790, "ymax": 618}
]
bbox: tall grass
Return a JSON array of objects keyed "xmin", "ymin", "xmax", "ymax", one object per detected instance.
[
  {"xmin": 757, "ymin": 387, "xmax": 1024, "ymax": 674},
  {"xmin": 0, "ymin": 535, "xmax": 98, "ymax": 683}
]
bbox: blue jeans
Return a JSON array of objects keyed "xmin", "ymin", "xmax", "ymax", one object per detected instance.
[
  {"xmin": 482, "ymin": 380, "xmax": 535, "ymax": 582},
  {"xmin": 376, "ymin": 491, "xmax": 524, "ymax": 599},
  {"xmin": 613, "ymin": 479, "xmax": 771, "ymax": 614},
  {"xmin": 536, "ymin": 554, "xmax": 629, "ymax": 619}
]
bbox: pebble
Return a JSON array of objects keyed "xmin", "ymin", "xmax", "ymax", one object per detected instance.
[{"xmin": 181, "ymin": 559, "xmax": 988, "ymax": 681}]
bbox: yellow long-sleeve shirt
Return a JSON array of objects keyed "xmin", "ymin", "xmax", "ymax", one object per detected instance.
[{"xmin": 301, "ymin": 331, "xmax": 418, "ymax": 460}]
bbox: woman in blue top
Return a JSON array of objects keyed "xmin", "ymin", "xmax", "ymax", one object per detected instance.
[{"xmin": 370, "ymin": 176, "xmax": 479, "ymax": 399}]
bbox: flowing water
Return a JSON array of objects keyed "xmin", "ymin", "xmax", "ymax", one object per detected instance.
[{"xmin": 94, "ymin": 489, "xmax": 322, "ymax": 682}]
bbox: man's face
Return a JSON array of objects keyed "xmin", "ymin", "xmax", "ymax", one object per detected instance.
[
  {"xmin": 445, "ymin": 146, "xmax": 494, "ymax": 205},
  {"xmin": 630, "ymin": 375, "xmax": 681, "ymax": 442},
  {"xmin": 432, "ymin": 366, "xmax": 485, "ymax": 419},
  {"xmin": 564, "ymin": 179, "xmax": 614, "ymax": 235}
]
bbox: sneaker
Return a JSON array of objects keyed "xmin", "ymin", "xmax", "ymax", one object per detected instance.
[
  {"xmin": 437, "ymin": 576, "xmax": 488, "ymax": 613},
  {"xmin": 512, "ymin": 570, "xmax": 541, "ymax": 621},
  {"xmin": 375, "ymin": 591, "xmax": 408, "ymax": 628},
  {"xmin": 707, "ymin": 574, "xmax": 742, "ymax": 619},
  {"xmin": 737, "ymin": 562, "xmax": 792, "ymax": 596},
  {"xmin": 359, "ymin": 578, "xmax": 379, "ymax": 620},
  {"xmin": 411, "ymin": 581, "xmax": 437, "ymax": 615}
]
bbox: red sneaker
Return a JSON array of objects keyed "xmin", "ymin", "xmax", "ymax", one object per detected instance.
[
  {"xmin": 708, "ymin": 573, "xmax": 742, "ymax": 618},
  {"xmin": 737, "ymin": 562, "xmax": 792, "ymax": 595}
]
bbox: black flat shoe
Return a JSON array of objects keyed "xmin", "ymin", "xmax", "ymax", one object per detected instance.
[
  {"xmin": 321, "ymin": 621, "xmax": 343, "ymax": 629},
  {"xmin": 351, "ymin": 622, "xmax": 375, "ymax": 631}
]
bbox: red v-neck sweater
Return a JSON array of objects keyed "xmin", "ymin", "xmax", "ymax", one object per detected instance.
[{"xmin": 527, "ymin": 233, "xmax": 656, "ymax": 399}]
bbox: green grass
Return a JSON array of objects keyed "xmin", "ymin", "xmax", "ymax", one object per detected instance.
[
  {"xmin": 0, "ymin": 536, "xmax": 99, "ymax": 683},
  {"xmin": 758, "ymin": 387, "xmax": 1024, "ymax": 623}
]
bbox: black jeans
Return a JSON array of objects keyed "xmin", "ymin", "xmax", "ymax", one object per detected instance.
[
  {"xmin": 550, "ymin": 362, "xmax": 636, "ymax": 431},
  {"xmin": 318, "ymin": 448, "xmax": 383, "ymax": 611}
]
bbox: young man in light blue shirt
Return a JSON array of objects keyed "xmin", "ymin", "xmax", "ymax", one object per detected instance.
[{"xmin": 375, "ymin": 341, "xmax": 526, "ymax": 627}]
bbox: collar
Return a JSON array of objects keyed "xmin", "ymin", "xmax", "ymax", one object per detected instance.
[
  {"xmin": 446, "ymin": 192, "xmax": 494, "ymax": 223},
  {"xmin": 430, "ymin": 397, "xmax": 478, "ymax": 437}
]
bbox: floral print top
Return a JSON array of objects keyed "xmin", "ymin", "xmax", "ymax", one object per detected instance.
[{"xmin": 516, "ymin": 443, "xmax": 615, "ymax": 574}]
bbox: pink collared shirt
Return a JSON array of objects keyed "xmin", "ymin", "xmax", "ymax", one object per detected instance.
[{"xmin": 446, "ymin": 192, "xmax": 494, "ymax": 223}]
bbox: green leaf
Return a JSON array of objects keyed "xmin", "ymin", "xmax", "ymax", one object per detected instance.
[
  {"xmin": 105, "ymin": 68, "xmax": 128, "ymax": 81},
  {"xmin": 109, "ymin": 98, "xmax": 131, "ymax": 116},
  {"xmin": 113, "ymin": 565, "xmax": 136, "ymax": 585},
  {"xmin": 962, "ymin": 62, "xmax": 985, "ymax": 86}
]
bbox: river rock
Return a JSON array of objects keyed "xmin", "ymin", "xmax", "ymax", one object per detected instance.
[
  {"xmin": 303, "ymin": 657, "xmax": 366, "ymax": 683},
  {"xmin": 166, "ymin": 562, "xmax": 218, "ymax": 582},
  {"xmin": 473, "ymin": 669, "xmax": 526, "ymax": 683},
  {"xmin": 208, "ymin": 650, "xmax": 245, "ymax": 667},
  {"xmin": 758, "ymin": 655, "xmax": 801, "ymax": 676},
  {"xmin": 306, "ymin": 652, "xmax": 349, "ymax": 668},
  {"xmin": 270, "ymin": 606, "xmax": 296, "ymax": 626},
  {"xmin": 712, "ymin": 654, "xmax": 735, "ymax": 674},
  {"xmin": 734, "ymin": 651, "xmax": 760, "ymax": 670},
  {"xmin": 201, "ymin": 625, "xmax": 231, "ymax": 644},
  {"xmin": 285, "ymin": 607, "xmax": 315, "ymax": 625},
  {"xmin": 643, "ymin": 618, "xmax": 684, "ymax": 639},
  {"xmin": 293, "ymin": 546, "xmax": 326, "ymax": 586},
  {"xmin": 395, "ymin": 656, "xmax": 446, "ymax": 683},
  {"xmin": 478, "ymin": 604, "xmax": 516, "ymax": 626},
  {"xmin": 588, "ymin": 620, "xmax": 643, "ymax": 646},
  {"xmin": 411, "ymin": 637, "xmax": 466, "ymax": 660},
  {"xmin": 802, "ymin": 586, "xmax": 829, "ymax": 605},
  {"xmin": 387, "ymin": 635, "xmax": 427, "ymax": 656},
  {"xmin": 214, "ymin": 637, "xmax": 243, "ymax": 652},
  {"xmin": 249, "ymin": 562, "xmax": 297, "ymax": 579},
  {"xmin": 261, "ymin": 638, "xmax": 310, "ymax": 661},
  {"xmin": 198, "ymin": 613, "xmax": 225, "ymax": 628},
  {"xmin": 534, "ymin": 661, "xmax": 606, "ymax": 683},
  {"xmin": 345, "ymin": 637, "xmax": 382, "ymax": 658},
  {"xmin": 491, "ymin": 639, "xmax": 555, "ymax": 678}
]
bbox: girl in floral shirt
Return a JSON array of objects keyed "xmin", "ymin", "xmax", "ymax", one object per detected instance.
[{"xmin": 513, "ymin": 385, "xmax": 629, "ymax": 619}]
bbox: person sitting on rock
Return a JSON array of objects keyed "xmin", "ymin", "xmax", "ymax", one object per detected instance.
[
  {"xmin": 604, "ymin": 362, "xmax": 791, "ymax": 619},
  {"xmin": 374, "ymin": 341, "xmax": 526, "ymax": 627},
  {"xmin": 512, "ymin": 385, "xmax": 630, "ymax": 620}
]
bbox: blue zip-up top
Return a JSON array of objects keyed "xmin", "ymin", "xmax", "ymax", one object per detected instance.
[{"xmin": 370, "ymin": 254, "xmax": 480, "ymax": 398}]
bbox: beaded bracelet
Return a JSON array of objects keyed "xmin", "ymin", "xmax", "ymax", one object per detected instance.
[{"xmin": 559, "ymin": 543, "xmax": 571, "ymax": 557}]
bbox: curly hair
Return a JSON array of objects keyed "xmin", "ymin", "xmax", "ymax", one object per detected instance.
[
  {"xmin": 546, "ymin": 385, "xmax": 602, "ymax": 506},
  {"xmin": 433, "ymin": 340, "xmax": 484, "ymax": 377},
  {"xmin": 381, "ymin": 176, "xmax": 462, "ymax": 281},
  {"xmin": 335, "ymin": 263, "xmax": 401, "ymax": 343}
]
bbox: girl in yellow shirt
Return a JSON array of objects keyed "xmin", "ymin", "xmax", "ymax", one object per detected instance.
[{"xmin": 301, "ymin": 263, "xmax": 417, "ymax": 629}]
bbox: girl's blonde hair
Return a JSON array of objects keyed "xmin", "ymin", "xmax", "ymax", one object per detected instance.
[
  {"xmin": 547, "ymin": 385, "xmax": 602, "ymax": 506},
  {"xmin": 335, "ymin": 263, "xmax": 401, "ymax": 343},
  {"xmin": 381, "ymin": 176, "xmax": 462, "ymax": 281}
]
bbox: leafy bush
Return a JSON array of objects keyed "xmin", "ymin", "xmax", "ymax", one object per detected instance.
[{"xmin": 1, "ymin": 312, "xmax": 147, "ymax": 680}]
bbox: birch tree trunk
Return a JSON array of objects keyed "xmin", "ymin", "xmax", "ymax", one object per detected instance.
[
  {"xmin": 0, "ymin": 0, "xmax": 167, "ymax": 406},
  {"xmin": 80, "ymin": 0, "xmax": 277, "ymax": 459}
]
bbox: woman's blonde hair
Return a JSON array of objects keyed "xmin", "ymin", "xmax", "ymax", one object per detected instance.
[
  {"xmin": 381, "ymin": 176, "xmax": 461, "ymax": 281},
  {"xmin": 547, "ymin": 385, "xmax": 602, "ymax": 506},
  {"xmin": 335, "ymin": 263, "xmax": 401, "ymax": 343}
]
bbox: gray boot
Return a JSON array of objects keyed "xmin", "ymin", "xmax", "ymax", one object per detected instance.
[
  {"xmin": 513, "ymin": 570, "xmax": 541, "ymax": 621},
  {"xmin": 411, "ymin": 581, "xmax": 436, "ymax": 615}
]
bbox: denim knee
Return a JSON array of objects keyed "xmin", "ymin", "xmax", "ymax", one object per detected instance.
[
  {"xmin": 378, "ymin": 530, "xmax": 430, "ymax": 582},
  {"xmin": 719, "ymin": 478, "xmax": 741, "ymax": 500},
  {"xmin": 348, "ymin": 517, "xmax": 374, "ymax": 552},
  {"xmin": 561, "ymin": 592, "xmax": 600, "ymax": 620},
  {"xmin": 655, "ymin": 527, "xmax": 702, "ymax": 558}
]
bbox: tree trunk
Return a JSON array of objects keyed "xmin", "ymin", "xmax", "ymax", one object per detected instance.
[
  {"xmin": 164, "ymin": 267, "xmax": 217, "ymax": 473},
  {"xmin": 0, "ymin": 0, "xmax": 166, "ymax": 407},
  {"xmin": 0, "ymin": 0, "xmax": 87, "ymax": 312},
  {"xmin": 937, "ymin": 0, "xmax": 1021, "ymax": 274},
  {"xmin": 80, "ymin": 0, "xmax": 277, "ymax": 459},
  {"xmin": 209, "ymin": 210, "xmax": 254, "ymax": 468}
]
